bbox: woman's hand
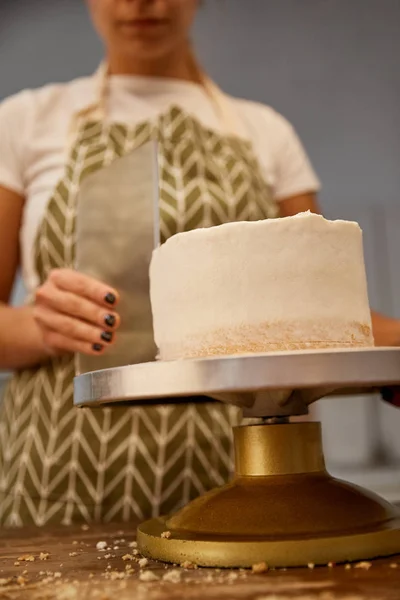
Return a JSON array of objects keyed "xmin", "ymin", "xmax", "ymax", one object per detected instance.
[{"xmin": 33, "ymin": 268, "xmax": 120, "ymax": 357}]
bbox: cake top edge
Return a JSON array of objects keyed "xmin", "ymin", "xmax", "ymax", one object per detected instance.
[{"xmin": 154, "ymin": 211, "xmax": 362, "ymax": 252}]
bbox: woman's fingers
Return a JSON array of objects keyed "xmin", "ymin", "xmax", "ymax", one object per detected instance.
[
  {"xmin": 48, "ymin": 268, "xmax": 120, "ymax": 307},
  {"xmin": 41, "ymin": 329, "xmax": 107, "ymax": 357},
  {"xmin": 33, "ymin": 269, "xmax": 121, "ymax": 357},
  {"xmin": 35, "ymin": 269, "xmax": 120, "ymax": 330},
  {"xmin": 35, "ymin": 279, "xmax": 120, "ymax": 330},
  {"xmin": 33, "ymin": 305, "xmax": 115, "ymax": 348}
]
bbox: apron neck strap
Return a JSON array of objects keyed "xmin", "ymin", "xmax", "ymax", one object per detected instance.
[
  {"xmin": 201, "ymin": 76, "xmax": 245, "ymax": 138},
  {"xmin": 67, "ymin": 62, "xmax": 245, "ymax": 154}
]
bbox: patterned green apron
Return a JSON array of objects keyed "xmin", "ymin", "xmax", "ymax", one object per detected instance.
[{"xmin": 0, "ymin": 79, "xmax": 277, "ymax": 526}]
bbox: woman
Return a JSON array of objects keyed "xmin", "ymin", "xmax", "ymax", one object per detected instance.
[{"xmin": 0, "ymin": 0, "xmax": 398, "ymax": 527}]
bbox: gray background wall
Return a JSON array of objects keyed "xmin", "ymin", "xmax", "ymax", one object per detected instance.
[{"xmin": 1, "ymin": 0, "xmax": 400, "ymax": 495}]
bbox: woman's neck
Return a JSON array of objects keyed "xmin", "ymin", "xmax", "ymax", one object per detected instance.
[{"xmin": 107, "ymin": 45, "xmax": 203, "ymax": 84}]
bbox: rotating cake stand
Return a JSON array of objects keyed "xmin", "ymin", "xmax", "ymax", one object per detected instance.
[{"xmin": 74, "ymin": 348, "xmax": 400, "ymax": 568}]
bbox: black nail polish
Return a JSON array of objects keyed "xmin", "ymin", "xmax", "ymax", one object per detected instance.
[
  {"xmin": 101, "ymin": 331, "xmax": 113, "ymax": 343},
  {"xmin": 104, "ymin": 292, "xmax": 116, "ymax": 305},
  {"xmin": 93, "ymin": 343, "xmax": 103, "ymax": 352},
  {"xmin": 104, "ymin": 314, "xmax": 116, "ymax": 327}
]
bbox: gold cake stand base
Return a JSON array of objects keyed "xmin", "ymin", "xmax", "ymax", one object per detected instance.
[{"xmin": 137, "ymin": 423, "xmax": 400, "ymax": 568}]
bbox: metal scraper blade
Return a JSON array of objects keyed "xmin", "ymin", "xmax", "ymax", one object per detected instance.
[
  {"xmin": 152, "ymin": 139, "xmax": 160, "ymax": 249},
  {"xmin": 74, "ymin": 140, "xmax": 159, "ymax": 374}
]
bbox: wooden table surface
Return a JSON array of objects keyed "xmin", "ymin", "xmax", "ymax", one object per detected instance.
[{"xmin": 0, "ymin": 522, "xmax": 399, "ymax": 600}]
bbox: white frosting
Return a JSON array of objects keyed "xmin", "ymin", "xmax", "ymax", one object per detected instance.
[{"xmin": 150, "ymin": 212, "xmax": 374, "ymax": 360}]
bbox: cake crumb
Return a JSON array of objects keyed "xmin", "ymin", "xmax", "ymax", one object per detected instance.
[
  {"xmin": 39, "ymin": 552, "xmax": 50, "ymax": 561},
  {"xmin": 163, "ymin": 569, "xmax": 182, "ymax": 583},
  {"xmin": 128, "ymin": 541, "xmax": 138, "ymax": 548},
  {"xmin": 122, "ymin": 554, "xmax": 135, "ymax": 561},
  {"xmin": 345, "ymin": 564, "xmax": 352, "ymax": 570},
  {"xmin": 308, "ymin": 563, "xmax": 315, "ymax": 570},
  {"xmin": 252, "ymin": 561, "xmax": 268, "ymax": 574},
  {"xmin": 0, "ymin": 578, "xmax": 12, "ymax": 586},
  {"xmin": 161, "ymin": 530, "xmax": 172, "ymax": 539},
  {"xmin": 69, "ymin": 552, "xmax": 78, "ymax": 557},
  {"xmin": 181, "ymin": 560, "xmax": 197, "ymax": 570},
  {"xmin": 139, "ymin": 570, "xmax": 159, "ymax": 582},
  {"xmin": 81, "ymin": 524, "xmax": 90, "ymax": 531},
  {"xmin": 327, "ymin": 562, "xmax": 335, "ymax": 568},
  {"xmin": 138, "ymin": 558, "xmax": 149, "ymax": 568},
  {"xmin": 355, "ymin": 561, "xmax": 372, "ymax": 570},
  {"xmin": 17, "ymin": 576, "xmax": 27, "ymax": 586},
  {"xmin": 108, "ymin": 571, "xmax": 126, "ymax": 581},
  {"xmin": 14, "ymin": 561, "xmax": 20, "ymax": 566},
  {"xmin": 18, "ymin": 554, "xmax": 35, "ymax": 562},
  {"xmin": 104, "ymin": 554, "xmax": 111, "ymax": 559},
  {"xmin": 96, "ymin": 541, "xmax": 108, "ymax": 551}
]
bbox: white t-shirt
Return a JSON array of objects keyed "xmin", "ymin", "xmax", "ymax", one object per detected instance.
[{"xmin": 0, "ymin": 74, "xmax": 320, "ymax": 296}]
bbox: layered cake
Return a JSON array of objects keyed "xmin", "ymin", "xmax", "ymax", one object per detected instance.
[{"xmin": 150, "ymin": 212, "xmax": 374, "ymax": 360}]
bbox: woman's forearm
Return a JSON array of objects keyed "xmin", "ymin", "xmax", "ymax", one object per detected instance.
[
  {"xmin": 371, "ymin": 310, "xmax": 400, "ymax": 347},
  {"xmin": 0, "ymin": 304, "xmax": 50, "ymax": 370}
]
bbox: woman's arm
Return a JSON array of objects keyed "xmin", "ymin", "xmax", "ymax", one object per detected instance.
[
  {"xmin": 0, "ymin": 185, "xmax": 122, "ymax": 370},
  {"xmin": 371, "ymin": 311, "xmax": 400, "ymax": 347},
  {"xmin": 0, "ymin": 185, "xmax": 50, "ymax": 369},
  {"xmin": 279, "ymin": 192, "xmax": 320, "ymax": 217}
]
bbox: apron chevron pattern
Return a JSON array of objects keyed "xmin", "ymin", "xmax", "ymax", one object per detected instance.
[{"xmin": 0, "ymin": 105, "xmax": 277, "ymax": 526}]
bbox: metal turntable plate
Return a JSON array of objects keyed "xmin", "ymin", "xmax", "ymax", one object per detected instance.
[{"xmin": 74, "ymin": 347, "xmax": 400, "ymax": 412}]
